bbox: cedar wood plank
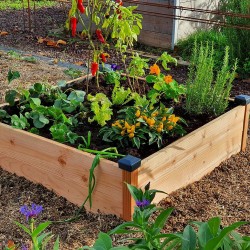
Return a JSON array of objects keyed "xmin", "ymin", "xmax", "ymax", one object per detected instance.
[
  {"xmin": 139, "ymin": 106, "xmax": 245, "ymax": 203},
  {"xmin": 0, "ymin": 123, "xmax": 123, "ymax": 216}
]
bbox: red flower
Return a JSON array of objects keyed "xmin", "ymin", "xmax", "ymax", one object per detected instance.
[
  {"xmin": 96, "ymin": 29, "xmax": 106, "ymax": 44},
  {"xmin": 77, "ymin": 0, "xmax": 85, "ymax": 14},
  {"xmin": 91, "ymin": 62, "xmax": 98, "ymax": 76},
  {"xmin": 70, "ymin": 17, "xmax": 78, "ymax": 37},
  {"xmin": 100, "ymin": 53, "xmax": 110, "ymax": 63}
]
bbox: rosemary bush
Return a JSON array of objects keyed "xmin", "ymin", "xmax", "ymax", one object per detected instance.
[{"xmin": 185, "ymin": 42, "xmax": 237, "ymax": 116}]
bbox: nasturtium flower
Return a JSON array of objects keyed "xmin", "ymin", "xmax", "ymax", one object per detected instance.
[
  {"xmin": 149, "ymin": 64, "xmax": 160, "ymax": 75},
  {"xmin": 164, "ymin": 75, "xmax": 173, "ymax": 84},
  {"xmin": 168, "ymin": 114, "xmax": 180, "ymax": 123},
  {"xmin": 20, "ymin": 203, "xmax": 43, "ymax": 221},
  {"xmin": 136, "ymin": 199, "xmax": 150, "ymax": 208}
]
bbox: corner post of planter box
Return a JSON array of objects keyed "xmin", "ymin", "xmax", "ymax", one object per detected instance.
[
  {"xmin": 235, "ymin": 95, "xmax": 250, "ymax": 151},
  {"xmin": 118, "ymin": 155, "xmax": 141, "ymax": 221}
]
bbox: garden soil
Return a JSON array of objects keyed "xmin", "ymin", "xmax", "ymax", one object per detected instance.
[{"xmin": 0, "ymin": 5, "xmax": 249, "ymax": 249}]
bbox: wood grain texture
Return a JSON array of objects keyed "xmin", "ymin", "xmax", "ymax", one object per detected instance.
[
  {"xmin": 0, "ymin": 123, "xmax": 123, "ymax": 216},
  {"xmin": 122, "ymin": 169, "xmax": 138, "ymax": 221},
  {"xmin": 241, "ymin": 104, "xmax": 250, "ymax": 151},
  {"xmin": 139, "ymin": 106, "xmax": 245, "ymax": 203}
]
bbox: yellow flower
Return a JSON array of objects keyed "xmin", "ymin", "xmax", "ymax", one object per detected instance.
[
  {"xmin": 149, "ymin": 64, "xmax": 160, "ymax": 75},
  {"xmin": 168, "ymin": 114, "xmax": 180, "ymax": 123},
  {"xmin": 135, "ymin": 110, "xmax": 140, "ymax": 118},
  {"xmin": 128, "ymin": 133, "xmax": 135, "ymax": 138},
  {"xmin": 164, "ymin": 75, "xmax": 173, "ymax": 84}
]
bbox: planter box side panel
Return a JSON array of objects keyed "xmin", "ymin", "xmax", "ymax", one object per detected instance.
[
  {"xmin": 0, "ymin": 123, "xmax": 123, "ymax": 217},
  {"xmin": 139, "ymin": 106, "xmax": 245, "ymax": 203}
]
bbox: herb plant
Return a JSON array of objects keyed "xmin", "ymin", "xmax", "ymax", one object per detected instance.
[{"xmin": 185, "ymin": 42, "xmax": 237, "ymax": 116}]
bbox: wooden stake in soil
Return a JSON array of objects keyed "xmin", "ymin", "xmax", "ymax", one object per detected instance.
[
  {"xmin": 235, "ymin": 95, "xmax": 250, "ymax": 152},
  {"xmin": 118, "ymin": 155, "xmax": 141, "ymax": 221}
]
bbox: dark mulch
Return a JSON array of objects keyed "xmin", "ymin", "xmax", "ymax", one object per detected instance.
[{"xmin": 0, "ymin": 4, "xmax": 249, "ymax": 249}]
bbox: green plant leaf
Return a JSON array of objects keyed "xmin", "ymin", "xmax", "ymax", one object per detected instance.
[
  {"xmin": 154, "ymin": 208, "xmax": 174, "ymax": 231},
  {"xmin": 32, "ymin": 221, "xmax": 52, "ymax": 238},
  {"xmin": 204, "ymin": 221, "xmax": 249, "ymax": 250},
  {"xmin": 67, "ymin": 90, "xmax": 86, "ymax": 102},
  {"xmin": 182, "ymin": 225, "xmax": 196, "ymax": 250},
  {"xmin": 145, "ymin": 75, "xmax": 157, "ymax": 83},
  {"xmin": 31, "ymin": 97, "xmax": 41, "ymax": 107},
  {"xmin": 132, "ymin": 137, "xmax": 140, "ymax": 149},
  {"xmin": 36, "ymin": 231, "xmax": 52, "ymax": 245},
  {"xmin": 53, "ymin": 236, "xmax": 60, "ymax": 250},
  {"xmin": 197, "ymin": 222, "xmax": 213, "ymax": 248},
  {"xmin": 93, "ymin": 232, "xmax": 113, "ymax": 249},
  {"xmin": 34, "ymin": 82, "xmax": 43, "ymax": 93},
  {"xmin": 5, "ymin": 89, "xmax": 18, "ymax": 106},
  {"xmin": 57, "ymin": 80, "xmax": 67, "ymax": 88},
  {"xmin": 108, "ymin": 221, "xmax": 142, "ymax": 235},
  {"xmin": 15, "ymin": 221, "xmax": 32, "ymax": 236},
  {"xmin": 207, "ymin": 217, "xmax": 221, "ymax": 236},
  {"xmin": 8, "ymin": 69, "xmax": 20, "ymax": 83}
]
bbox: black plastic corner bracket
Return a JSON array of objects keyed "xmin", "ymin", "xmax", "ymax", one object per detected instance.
[
  {"xmin": 118, "ymin": 155, "xmax": 141, "ymax": 172},
  {"xmin": 235, "ymin": 95, "xmax": 250, "ymax": 105}
]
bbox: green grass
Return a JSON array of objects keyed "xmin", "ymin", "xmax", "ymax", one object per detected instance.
[{"xmin": 0, "ymin": 0, "xmax": 56, "ymax": 10}]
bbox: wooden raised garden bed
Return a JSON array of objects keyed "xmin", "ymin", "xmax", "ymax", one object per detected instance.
[{"xmin": 0, "ymin": 97, "xmax": 249, "ymax": 221}]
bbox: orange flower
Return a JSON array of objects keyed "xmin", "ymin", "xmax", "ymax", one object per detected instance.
[
  {"xmin": 168, "ymin": 114, "xmax": 180, "ymax": 123},
  {"xmin": 164, "ymin": 75, "xmax": 173, "ymax": 84},
  {"xmin": 150, "ymin": 64, "xmax": 160, "ymax": 75}
]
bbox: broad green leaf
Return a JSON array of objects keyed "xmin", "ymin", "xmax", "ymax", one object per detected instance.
[
  {"xmin": 34, "ymin": 82, "xmax": 43, "ymax": 93},
  {"xmin": 207, "ymin": 217, "xmax": 221, "ymax": 236},
  {"xmin": 145, "ymin": 75, "xmax": 157, "ymax": 83},
  {"xmin": 31, "ymin": 97, "xmax": 41, "ymax": 106},
  {"xmin": 197, "ymin": 222, "xmax": 213, "ymax": 248},
  {"xmin": 57, "ymin": 80, "xmax": 67, "ymax": 88},
  {"xmin": 8, "ymin": 69, "xmax": 20, "ymax": 83},
  {"xmin": 182, "ymin": 225, "xmax": 196, "ymax": 250},
  {"xmin": 5, "ymin": 90, "xmax": 17, "ymax": 106},
  {"xmin": 67, "ymin": 90, "xmax": 86, "ymax": 102},
  {"xmin": 93, "ymin": 232, "xmax": 112, "ymax": 250}
]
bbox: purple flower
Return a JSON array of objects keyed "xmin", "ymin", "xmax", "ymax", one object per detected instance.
[
  {"xmin": 136, "ymin": 199, "xmax": 150, "ymax": 208},
  {"xmin": 20, "ymin": 203, "xmax": 43, "ymax": 221},
  {"xmin": 21, "ymin": 244, "xmax": 28, "ymax": 250},
  {"xmin": 111, "ymin": 63, "xmax": 120, "ymax": 71}
]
